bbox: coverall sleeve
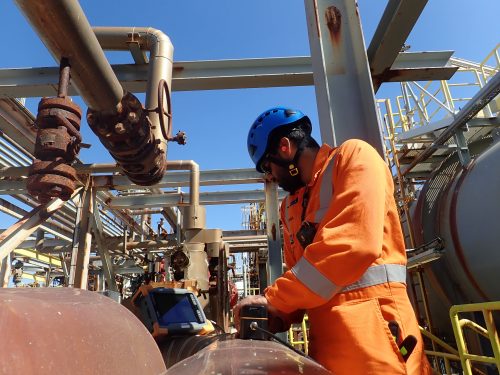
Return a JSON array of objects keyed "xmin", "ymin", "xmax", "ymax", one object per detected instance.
[{"xmin": 265, "ymin": 139, "xmax": 387, "ymax": 313}]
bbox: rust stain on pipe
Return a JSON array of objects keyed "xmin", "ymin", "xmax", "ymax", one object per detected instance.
[{"xmin": 325, "ymin": 6, "xmax": 342, "ymax": 45}]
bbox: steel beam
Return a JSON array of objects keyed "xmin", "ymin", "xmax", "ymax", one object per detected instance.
[
  {"xmin": 13, "ymin": 248, "xmax": 62, "ymax": 267},
  {"xmin": 402, "ymin": 71, "xmax": 500, "ymax": 175},
  {"xmin": 91, "ymin": 187, "xmax": 118, "ymax": 292},
  {"xmin": 0, "ymin": 166, "xmax": 262, "ymax": 189},
  {"xmin": 396, "ymin": 116, "xmax": 500, "ymax": 143},
  {"xmin": 304, "ymin": 0, "xmax": 384, "ymax": 153},
  {"xmin": 0, "ymin": 193, "xmax": 78, "ymax": 262},
  {"xmin": 92, "ymin": 168, "xmax": 263, "ymax": 190},
  {"xmin": 106, "ymin": 189, "xmax": 287, "ymax": 209},
  {"xmin": 0, "ymin": 53, "xmax": 457, "ymax": 98},
  {"xmin": 0, "ymin": 197, "xmax": 73, "ymax": 241},
  {"xmin": 0, "ymin": 58, "xmax": 311, "ymax": 98},
  {"xmin": 368, "ymin": 0, "xmax": 428, "ymax": 90},
  {"xmin": 68, "ymin": 184, "xmax": 93, "ymax": 289},
  {"xmin": 0, "ymin": 99, "xmax": 36, "ymax": 154},
  {"xmin": 381, "ymin": 67, "xmax": 457, "ymax": 84}
]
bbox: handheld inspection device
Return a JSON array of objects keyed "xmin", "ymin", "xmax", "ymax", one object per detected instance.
[{"xmin": 132, "ymin": 285, "xmax": 211, "ymax": 337}]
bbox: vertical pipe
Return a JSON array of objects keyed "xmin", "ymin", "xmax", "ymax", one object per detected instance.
[
  {"xmin": 264, "ymin": 180, "xmax": 283, "ymax": 285},
  {"xmin": 57, "ymin": 58, "xmax": 71, "ymax": 98}
]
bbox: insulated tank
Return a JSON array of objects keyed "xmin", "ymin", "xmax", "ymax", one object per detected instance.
[{"xmin": 411, "ymin": 138, "xmax": 500, "ymax": 317}]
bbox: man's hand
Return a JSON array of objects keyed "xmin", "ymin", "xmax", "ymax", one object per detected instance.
[
  {"xmin": 233, "ymin": 295, "xmax": 268, "ymax": 332},
  {"xmin": 233, "ymin": 295, "xmax": 306, "ymax": 334}
]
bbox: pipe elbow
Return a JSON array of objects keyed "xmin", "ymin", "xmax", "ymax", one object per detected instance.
[{"xmin": 143, "ymin": 27, "xmax": 174, "ymax": 60}]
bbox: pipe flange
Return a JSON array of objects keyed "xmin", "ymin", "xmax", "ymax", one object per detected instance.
[
  {"xmin": 27, "ymin": 160, "xmax": 77, "ymax": 202},
  {"xmin": 38, "ymin": 97, "xmax": 83, "ymax": 119},
  {"xmin": 87, "ymin": 91, "xmax": 145, "ymax": 143},
  {"xmin": 28, "ymin": 159, "xmax": 78, "ymax": 180},
  {"xmin": 34, "ymin": 128, "xmax": 79, "ymax": 162},
  {"xmin": 27, "ymin": 173, "xmax": 76, "ymax": 203},
  {"xmin": 87, "ymin": 91, "xmax": 167, "ymax": 185}
]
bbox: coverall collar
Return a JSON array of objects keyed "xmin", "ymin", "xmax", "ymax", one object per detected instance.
[{"xmin": 306, "ymin": 144, "xmax": 335, "ymax": 189}]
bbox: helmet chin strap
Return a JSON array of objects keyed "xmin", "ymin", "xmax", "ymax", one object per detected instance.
[{"xmin": 267, "ymin": 138, "xmax": 306, "ymax": 178}]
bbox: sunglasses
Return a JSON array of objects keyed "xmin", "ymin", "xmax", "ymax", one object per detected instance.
[{"xmin": 260, "ymin": 154, "xmax": 272, "ymax": 174}]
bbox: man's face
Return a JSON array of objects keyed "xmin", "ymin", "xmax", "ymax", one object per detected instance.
[{"xmin": 261, "ymin": 157, "xmax": 303, "ymax": 194}]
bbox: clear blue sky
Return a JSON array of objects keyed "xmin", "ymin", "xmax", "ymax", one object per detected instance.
[{"xmin": 1, "ymin": 0, "xmax": 498, "ymax": 231}]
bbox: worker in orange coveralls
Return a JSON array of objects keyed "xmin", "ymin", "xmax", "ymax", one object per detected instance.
[{"xmin": 235, "ymin": 107, "xmax": 432, "ymax": 374}]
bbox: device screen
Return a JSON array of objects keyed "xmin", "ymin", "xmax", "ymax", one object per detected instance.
[{"xmin": 151, "ymin": 292, "xmax": 200, "ymax": 325}]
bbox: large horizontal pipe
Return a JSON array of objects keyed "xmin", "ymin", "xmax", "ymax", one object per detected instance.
[{"xmin": 14, "ymin": 0, "xmax": 123, "ymax": 111}]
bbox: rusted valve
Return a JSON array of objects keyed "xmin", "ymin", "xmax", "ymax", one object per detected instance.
[
  {"xmin": 87, "ymin": 92, "xmax": 167, "ymax": 185},
  {"xmin": 27, "ymin": 58, "xmax": 81, "ymax": 203}
]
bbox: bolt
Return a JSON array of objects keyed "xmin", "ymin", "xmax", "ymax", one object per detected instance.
[
  {"xmin": 49, "ymin": 186, "xmax": 63, "ymax": 197},
  {"xmin": 127, "ymin": 112, "xmax": 138, "ymax": 124},
  {"xmin": 115, "ymin": 122, "xmax": 126, "ymax": 134}
]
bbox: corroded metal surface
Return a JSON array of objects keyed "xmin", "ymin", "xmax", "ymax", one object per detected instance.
[
  {"xmin": 0, "ymin": 288, "xmax": 167, "ymax": 374},
  {"xmin": 166, "ymin": 339, "xmax": 332, "ymax": 374},
  {"xmin": 87, "ymin": 91, "xmax": 167, "ymax": 185},
  {"xmin": 27, "ymin": 59, "xmax": 82, "ymax": 203}
]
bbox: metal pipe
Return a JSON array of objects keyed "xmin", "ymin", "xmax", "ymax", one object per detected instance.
[
  {"xmin": 402, "ymin": 71, "xmax": 500, "ymax": 175},
  {"xmin": 14, "ymin": 0, "xmax": 123, "ymax": 111},
  {"xmin": 165, "ymin": 160, "xmax": 200, "ymax": 207},
  {"xmin": 92, "ymin": 27, "xmax": 174, "ymax": 159}
]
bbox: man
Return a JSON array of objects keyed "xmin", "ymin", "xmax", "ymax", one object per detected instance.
[{"xmin": 235, "ymin": 107, "xmax": 432, "ymax": 374}]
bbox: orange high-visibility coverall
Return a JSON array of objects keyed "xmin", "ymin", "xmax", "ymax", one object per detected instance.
[{"xmin": 265, "ymin": 139, "xmax": 432, "ymax": 374}]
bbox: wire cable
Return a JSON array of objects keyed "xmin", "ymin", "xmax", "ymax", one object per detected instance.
[{"xmin": 249, "ymin": 322, "xmax": 313, "ymax": 360}]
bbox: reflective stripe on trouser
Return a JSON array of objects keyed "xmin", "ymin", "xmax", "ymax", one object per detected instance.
[{"xmin": 291, "ymin": 260, "xmax": 407, "ymax": 300}]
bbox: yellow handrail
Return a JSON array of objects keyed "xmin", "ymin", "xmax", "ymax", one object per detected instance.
[
  {"xmin": 450, "ymin": 301, "xmax": 500, "ymax": 374},
  {"xmin": 288, "ymin": 315, "xmax": 309, "ymax": 355}
]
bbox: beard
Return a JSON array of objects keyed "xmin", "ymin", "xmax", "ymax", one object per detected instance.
[{"xmin": 278, "ymin": 173, "xmax": 305, "ymax": 194}]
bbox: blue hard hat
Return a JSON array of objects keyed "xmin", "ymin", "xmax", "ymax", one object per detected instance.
[{"xmin": 247, "ymin": 107, "xmax": 311, "ymax": 172}]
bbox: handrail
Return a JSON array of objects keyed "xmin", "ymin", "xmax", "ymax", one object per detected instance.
[
  {"xmin": 450, "ymin": 301, "xmax": 500, "ymax": 374},
  {"xmin": 288, "ymin": 315, "xmax": 309, "ymax": 355}
]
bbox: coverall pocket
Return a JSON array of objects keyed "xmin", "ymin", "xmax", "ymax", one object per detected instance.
[{"xmin": 310, "ymin": 298, "xmax": 406, "ymax": 375}]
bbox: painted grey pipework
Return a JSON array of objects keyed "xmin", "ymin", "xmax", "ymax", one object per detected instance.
[
  {"xmin": 14, "ymin": 0, "xmax": 123, "ymax": 111},
  {"xmin": 92, "ymin": 27, "xmax": 174, "ymax": 157},
  {"xmin": 165, "ymin": 160, "xmax": 200, "ymax": 207}
]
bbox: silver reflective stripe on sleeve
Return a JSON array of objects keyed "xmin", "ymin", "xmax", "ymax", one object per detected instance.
[
  {"xmin": 314, "ymin": 154, "xmax": 336, "ymax": 223},
  {"xmin": 291, "ymin": 260, "xmax": 407, "ymax": 300},
  {"xmin": 291, "ymin": 256, "xmax": 343, "ymax": 300},
  {"xmin": 341, "ymin": 264, "xmax": 407, "ymax": 292}
]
